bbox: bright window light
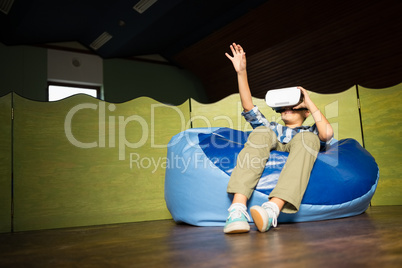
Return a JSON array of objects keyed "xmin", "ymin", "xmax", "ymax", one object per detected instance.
[{"xmin": 48, "ymin": 85, "xmax": 98, "ymax": 101}]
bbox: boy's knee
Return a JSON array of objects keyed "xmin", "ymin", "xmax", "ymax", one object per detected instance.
[
  {"xmin": 293, "ymin": 132, "xmax": 320, "ymax": 150},
  {"xmin": 247, "ymin": 126, "xmax": 277, "ymax": 147}
]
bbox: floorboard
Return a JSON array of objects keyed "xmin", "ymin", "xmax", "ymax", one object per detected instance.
[{"xmin": 1, "ymin": 206, "xmax": 401, "ymax": 267}]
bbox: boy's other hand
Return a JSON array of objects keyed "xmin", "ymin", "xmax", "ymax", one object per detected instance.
[{"xmin": 294, "ymin": 86, "xmax": 315, "ymax": 112}]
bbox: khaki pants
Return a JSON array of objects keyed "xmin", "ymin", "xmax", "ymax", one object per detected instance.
[{"xmin": 227, "ymin": 126, "xmax": 320, "ymax": 213}]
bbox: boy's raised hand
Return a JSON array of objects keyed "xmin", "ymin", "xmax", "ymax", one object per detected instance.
[
  {"xmin": 225, "ymin": 43, "xmax": 247, "ymax": 73},
  {"xmin": 225, "ymin": 43, "xmax": 254, "ymax": 111}
]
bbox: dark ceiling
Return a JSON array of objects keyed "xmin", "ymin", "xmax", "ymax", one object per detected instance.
[
  {"xmin": 1, "ymin": 0, "xmax": 402, "ymax": 102},
  {"xmin": 0, "ymin": 0, "xmax": 268, "ymax": 59}
]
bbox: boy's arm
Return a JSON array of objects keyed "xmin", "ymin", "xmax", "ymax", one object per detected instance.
[
  {"xmin": 225, "ymin": 43, "xmax": 254, "ymax": 112},
  {"xmin": 294, "ymin": 87, "xmax": 334, "ymax": 142}
]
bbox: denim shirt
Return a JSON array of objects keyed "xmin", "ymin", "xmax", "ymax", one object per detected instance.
[{"xmin": 242, "ymin": 106, "xmax": 332, "ymax": 149}]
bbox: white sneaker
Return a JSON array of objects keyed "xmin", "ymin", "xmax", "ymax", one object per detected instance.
[
  {"xmin": 223, "ymin": 204, "xmax": 251, "ymax": 234},
  {"xmin": 250, "ymin": 202, "xmax": 278, "ymax": 232}
]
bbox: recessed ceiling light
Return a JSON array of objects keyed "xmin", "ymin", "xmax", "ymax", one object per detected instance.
[
  {"xmin": 90, "ymin": 32, "xmax": 113, "ymax": 51},
  {"xmin": 133, "ymin": 0, "xmax": 158, "ymax": 14},
  {"xmin": 0, "ymin": 0, "xmax": 15, "ymax": 15}
]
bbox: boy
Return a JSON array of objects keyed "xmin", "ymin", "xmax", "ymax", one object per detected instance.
[{"xmin": 224, "ymin": 43, "xmax": 334, "ymax": 234}]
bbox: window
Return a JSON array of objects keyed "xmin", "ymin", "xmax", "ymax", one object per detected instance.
[{"xmin": 48, "ymin": 83, "xmax": 100, "ymax": 101}]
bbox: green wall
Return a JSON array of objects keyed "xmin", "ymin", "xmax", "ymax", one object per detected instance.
[
  {"xmin": 0, "ymin": 93, "xmax": 12, "ymax": 233},
  {"xmin": 0, "ymin": 43, "xmax": 47, "ymax": 101},
  {"xmin": 12, "ymin": 94, "xmax": 190, "ymax": 231},
  {"xmin": 359, "ymin": 84, "xmax": 402, "ymax": 205},
  {"xmin": 103, "ymin": 59, "xmax": 207, "ymax": 105}
]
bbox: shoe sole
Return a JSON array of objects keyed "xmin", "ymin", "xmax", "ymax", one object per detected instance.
[
  {"xmin": 223, "ymin": 222, "xmax": 250, "ymax": 234},
  {"xmin": 250, "ymin": 206, "xmax": 269, "ymax": 232}
]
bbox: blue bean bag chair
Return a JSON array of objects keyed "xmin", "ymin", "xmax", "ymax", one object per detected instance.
[{"xmin": 164, "ymin": 127, "xmax": 379, "ymax": 226}]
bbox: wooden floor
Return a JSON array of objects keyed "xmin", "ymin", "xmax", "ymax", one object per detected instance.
[{"xmin": 1, "ymin": 206, "xmax": 401, "ymax": 267}]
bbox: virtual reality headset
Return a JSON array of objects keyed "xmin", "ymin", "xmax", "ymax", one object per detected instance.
[{"xmin": 265, "ymin": 87, "xmax": 304, "ymax": 112}]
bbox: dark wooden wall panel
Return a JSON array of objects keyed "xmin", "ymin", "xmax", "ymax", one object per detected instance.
[{"xmin": 173, "ymin": 0, "xmax": 402, "ymax": 102}]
